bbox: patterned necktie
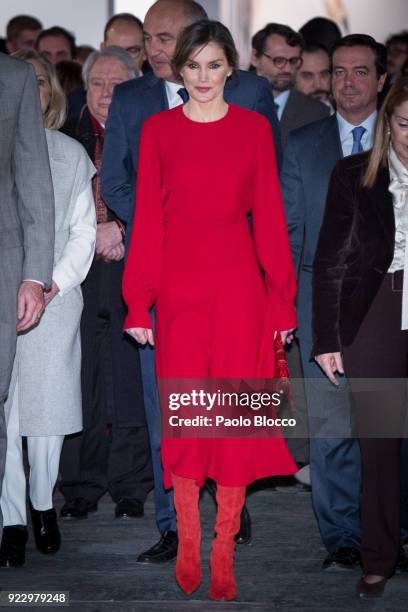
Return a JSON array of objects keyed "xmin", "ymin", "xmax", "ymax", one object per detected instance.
[
  {"xmin": 274, "ymin": 102, "xmax": 280, "ymax": 118},
  {"xmin": 88, "ymin": 111, "xmax": 108, "ymax": 224},
  {"xmin": 92, "ymin": 133, "xmax": 108, "ymax": 223},
  {"xmin": 177, "ymin": 87, "xmax": 189, "ymax": 103},
  {"xmin": 351, "ymin": 126, "xmax": 366, "ymax": 154}
]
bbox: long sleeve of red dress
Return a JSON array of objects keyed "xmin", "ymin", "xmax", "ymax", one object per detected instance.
[
  {"xmin": 251, "ymin": 116, "xmax": 297, "ymax": 331},
  {"xmin": 123, "ymin": 118, "xmax": 163, "ymax": 330}
]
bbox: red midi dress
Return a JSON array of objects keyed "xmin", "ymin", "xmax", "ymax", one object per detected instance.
[{"xmin": 123, "ymin": 104, "xmax": 298, "ymax": 489}]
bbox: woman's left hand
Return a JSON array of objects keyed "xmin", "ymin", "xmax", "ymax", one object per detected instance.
[
  {"xmin": 275, "ymin": 329, "xmax": 295, "ymax": 345},
  {"xmin": 44, "ymin": 281, "xmax": 60, "ymax": 307}
]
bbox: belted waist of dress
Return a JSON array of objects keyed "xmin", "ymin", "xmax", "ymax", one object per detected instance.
[{"xmin": 164, "ymin": 214, "xmax": 248, "ymax": 228}]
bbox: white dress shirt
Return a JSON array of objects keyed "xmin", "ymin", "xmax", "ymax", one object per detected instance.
[
  {"xmin": 336, "ymin": 110, "xmax": 377, "ymax": 157},
  {"xmin": 274, "ymin": 90, "xmax": 290, "ymax": 121},
  {"xmin": 165, "ymin": 81, "xmax": 184, "ymax": 109}
]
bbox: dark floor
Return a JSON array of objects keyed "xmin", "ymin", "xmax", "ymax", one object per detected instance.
[{"xmin": 1, "ymin": 483, "xmax": 408, "ymax": 612}]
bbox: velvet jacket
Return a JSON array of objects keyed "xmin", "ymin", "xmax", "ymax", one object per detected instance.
[{"xmin": 311, "ymin": 151, "xmax": 395, "ymax": 356}]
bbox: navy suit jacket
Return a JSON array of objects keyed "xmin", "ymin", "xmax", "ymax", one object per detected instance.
[
  {"xmin": 279, "ymin": 88, "xmax": 330, "ymax": 147},
  {"xmin": 281, "ymin": 114, "xmax": 342, "ymax": 344},
  {"xmin": 101, "ymin": 70, "xmax": 281, "ymax": 237}
]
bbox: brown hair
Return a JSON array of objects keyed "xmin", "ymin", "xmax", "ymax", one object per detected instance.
[
  {"xmin": 12, "ymin": 49, "xmax": 67, "ymax": 130},
  {"xmin": 6, "ymin": 15, "xmax": 42, "ymax": 41},
  {"xmin": 172, "ymin": 19, "xmax": 238, "ymax": 77},
  {"xmin": 56, "ymin": 60, "xmax": 83, "ymax": 96},
  {"xmin": 103, "ymin": 13, "xmax": 143, "ymax": 41},
  {"xmin": 363, "ymin": 77, "xmax": 408, "ymax": 188}
]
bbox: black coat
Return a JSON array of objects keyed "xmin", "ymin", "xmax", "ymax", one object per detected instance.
[
  {"xmin": 62, "ymin": 105, "xmax": 117, "ymax": 224},
  {"xmin": 312, "ymin": 151, "xmax": 395, "ymax": 356}
]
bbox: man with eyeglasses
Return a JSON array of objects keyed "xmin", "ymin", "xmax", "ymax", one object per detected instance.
[
  {"xmin": 102, "ymin": 13, "xmax": 146, "ymax": 76},
  {"xmin": 251, "ymin": 23, "xmax": 329, "ymax": 146}
]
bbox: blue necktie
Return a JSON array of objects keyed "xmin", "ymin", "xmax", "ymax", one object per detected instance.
[
  {"xmin": 274, "ymin": 102, "xmax": 280, "ymax": 118},
  {"xmin": 351, "ymin": 126, "xmax": 366, "ymax": 154},
  {"xmin": 177, "ymin": 87, "xmax": 189, "ymax": 103}
]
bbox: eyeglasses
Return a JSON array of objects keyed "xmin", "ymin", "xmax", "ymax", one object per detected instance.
[{"xmin": 261, "ymin": 52, "xmax": 302, "ymax": 69}]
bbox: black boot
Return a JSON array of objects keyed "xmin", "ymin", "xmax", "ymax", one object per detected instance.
[
  {"xmin": 30, "ymin": 507, "xmax": 61, "ymax": 554},
  {"xmin": 0, "ymin": 526, "xmax": 28, "ymax": 567},
  {"xmin": 205, "ymin": 479, "xmax": 252, "ymax": 545}
]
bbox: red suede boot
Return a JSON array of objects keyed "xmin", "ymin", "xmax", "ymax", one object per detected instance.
[
  {"xmin": 172, "ymin": 473, "xmax": 201, "ymax": 595},
  {"xmin": 209, "ymin": 485, "xmax": 246, "ymax": 601}
]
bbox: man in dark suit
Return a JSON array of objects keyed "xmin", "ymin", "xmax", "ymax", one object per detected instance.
[
  {"xmin": 101, "ymin": 0, "xmax": 281, "ymax": 565},
  {"xmin": 281, "ymin": 35, "xmax": 387, "ymax": 570},
  {"xmin": 251, "ymin": 23, "xmax": 329, "ymax": 147}
]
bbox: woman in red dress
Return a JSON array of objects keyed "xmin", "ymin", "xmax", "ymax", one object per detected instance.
[{"xmin": 123, "ymin": 20, "xmax": 297, "ymax": 601}]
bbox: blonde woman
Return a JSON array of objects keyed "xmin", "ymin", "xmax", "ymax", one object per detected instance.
[
  {"xmin": 0, "ymin": 51, "xmax": 96, "ymax": 567},
  {"xmin": 312, "ymin": 77, "xmax": 408, "ymax": 598}
]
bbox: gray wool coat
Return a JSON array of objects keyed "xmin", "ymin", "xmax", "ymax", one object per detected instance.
[{"xmin": 6, "ymin": 129, "xmax": 96, "ymax": 436}]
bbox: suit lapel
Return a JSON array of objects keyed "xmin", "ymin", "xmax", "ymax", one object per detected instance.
[
  {"xmin": 315, "ymin": 114, "xmax": 343, "ymax": 171},
  {"xmin": 280, "ymin": 90, "xmax": 297, "ymax": 136},
  {"xmin": 0, "ymin": 78, "xmax": 9, "ymax": 116},
  {"xmin": 143, "ymin": 76, "xmax": 168, "ymax": 114}
]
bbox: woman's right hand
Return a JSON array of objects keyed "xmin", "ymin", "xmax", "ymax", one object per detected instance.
[
  {"xmin": 126, "ymin": 327, "xmax": 155, "ymax": 346},
  {"xmin": 315, "ymin": 352, "xmax": 344, "ymax": 386}
]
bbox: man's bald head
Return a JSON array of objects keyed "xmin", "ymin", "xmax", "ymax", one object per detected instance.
[
  {"xmin": 144, "ymin": 0, "xmax": 208, "ymax": 81},
  {"xmin": 146, "ymin": 0, "xmax": 207, "ymax": 26}
]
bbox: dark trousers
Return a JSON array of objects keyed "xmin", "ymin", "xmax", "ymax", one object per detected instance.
[
  {"xmin": 59, "ymin": 258, "xmax": 153, "ymax": 504},
  {"xmin": 298, "ymin": 273, "xmax": 361, "ymax": 553},
  {"xmin": 343, "ymin": 271, "xmax": 408, "ymax": 576},
  {"xmin": 138, "ymin": 311, "xmax": 176, "ymax": 534}
]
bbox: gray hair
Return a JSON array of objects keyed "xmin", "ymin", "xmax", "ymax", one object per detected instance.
[{"xmin": 82, "ymin": 46, "xmax": 136, "ymax": 88}]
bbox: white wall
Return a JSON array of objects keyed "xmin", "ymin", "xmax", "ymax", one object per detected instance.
[
  {"xmin": 1, "ymin": 0, "xmax": 109, "ymax": 48},
  {"xmin": 251, "ymin": 0, "xmax": 408, "ymax": 44},
  {"xmin": 115, "ymin": 0, "xmax": 153, "ymax": 20},
  {"xmin": 2, "ymin": 0, "xmax": 407, "ymax": 54}
]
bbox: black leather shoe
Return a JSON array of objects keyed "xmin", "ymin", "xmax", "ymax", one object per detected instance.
[
  {"xmin": 235, "ymin": 504, "xmax": 252, "ymax": 545},
  {"xmin": 357, "ymin": 576, "xmax": 387, "ymax": 598},
  {"xmin": 60, "ymin": 497, "xmax": 98, "ymax": 520},
  {"xmin": 115, "ymin": 498, "xmax": 144, "ymax": 519},
  {"xmin": 0, "ymin": 526, "xmax": 28, "ymax": 567},
  {"xmin": 137, "ymin": 531, "xmax": 178, "ymax": 564},
  {"xmin": 396, "ymin": 546, "xmax": 408, "ymax": 572},
  {"xmin": 322, "ymin": 547, "xmax": 361, "ymax": 570},
  {"xmin": 31, "ymin": 508, "xmax": 61, "ymax": 554}
]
